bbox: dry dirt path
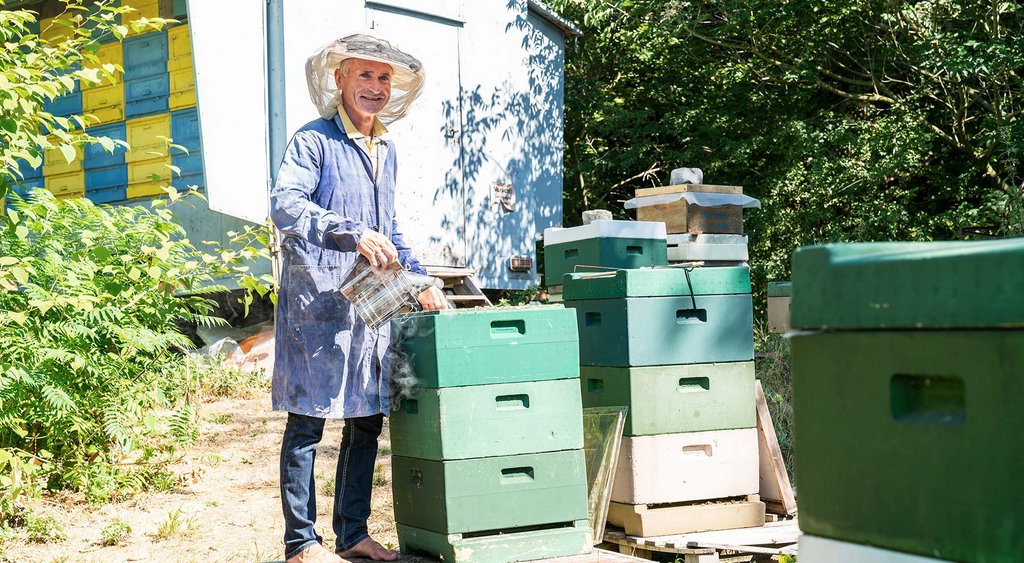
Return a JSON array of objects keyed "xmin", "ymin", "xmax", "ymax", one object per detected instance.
[{"xmin": 1, "ymin": 393, "xmax": 399, "ymax": 563}]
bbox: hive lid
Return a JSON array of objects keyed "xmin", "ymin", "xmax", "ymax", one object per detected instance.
[
  {"xmin": 767, "ymin": 281, "xmax": 791, "ymax": 297},
  {"xmin": 790, "ymin": 239, "xmax": 1024, "ymax": 330},
  {"xmin": 563, "ymin": 265, "xmax": 751, "ymax": 300},
  {"xmin": 544, "ymin": 220, "xmax": 666, "ymax": 246}
]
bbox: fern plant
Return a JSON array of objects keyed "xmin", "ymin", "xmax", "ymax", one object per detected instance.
[{"xmin": 0, "ymin": 190, "xmax": 272, "ymax": 507}]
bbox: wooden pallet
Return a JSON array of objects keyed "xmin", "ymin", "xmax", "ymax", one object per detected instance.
[
  {"xmin": 426, "ymin": 266, "xmax": 491, "ymax": 308},
  {"xmin": 604, "ymin": 518, "xmax": 800, "ymax": 562},
  {"xmin": 608, "ymin": 496, "xmax": 766, "ymax": 538}
]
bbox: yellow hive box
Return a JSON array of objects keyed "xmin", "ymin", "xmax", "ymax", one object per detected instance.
[
  {"xmin": 40, "ymin": 16, "xmax": 74, "ymax": 42},
  {"xmin": 127, "ymin": 181, "xmax": 166, "ymax": 199},
  {"xmin": 128, "ymin": 157, "xmax": 171, "ymax": 185},
  {"xmin": 168, "ymin": 24, "xmax": 192, "ymax": 59},
  {"xmin": 83, "ymin": 84, "xmax": 125, "ymax": 124},
  {"xmin": 125, "ymin": 0, "xmax": 161, "ymax": 35},
  {"xmin": 46, "ymin": 171, "xmax": 86, "ymax": 199},
  {"xmin": 126, "ymin": 114, "xmax": 171, "ymax": 163},
  {"xmin": 169, "ymin": 67, "xmax": 196, "ymax": 110},
  {"xmin": 82, "ymin": 42, "xmax": 123, "ymax": 90},
  {"xmin": 42, "ymin": 143, "xmax": 84, "ymax": 176}
]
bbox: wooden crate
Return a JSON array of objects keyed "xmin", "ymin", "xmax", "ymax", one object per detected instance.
[
  {"xmin": 607, "ymin": 495, "xmax": 765, "ymax": 537},
  {"xmin": 635, "ymin": 185, "xmax": 744, "ymax": 235}
]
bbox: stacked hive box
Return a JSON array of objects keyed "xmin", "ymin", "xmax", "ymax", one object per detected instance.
[
  {"xmin": 542, "ymin": 220, "xmax": 668, "ymax": 299},
  {"xmin": 388, "ymin": 307, "xmax": 593, "ymax": 563},
  {"xmin": 22, "ymin": 1, "xmax": 201, "ymax": 205},
  {"xmin": 790, "ymin": 239, "xmax": 1024, "ymax": 562},
  {"xmin": 630, "ymin": 184, "xmax": 753, "ymax": 267},
  {"xmin": 563, "ymin": 267, "xmax": 764, "ymax": 537}
]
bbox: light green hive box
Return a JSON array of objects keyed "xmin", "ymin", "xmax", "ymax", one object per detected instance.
[
  {"xmin": 790, "ymin": 238, "xmax": 1024, "ymax": 329},
  {"xmin": 391, "ymin": 450, "xmax": 589, "ymax": 535},
  {"xmin": 792, "ymin": 330, "xmax": 1024, "ymax": 561},
  {"xmin": 389, "ymin": 378, "xmax": 584, "ymax": 460},
  {"xmin": 580, "ymin": 362, "xmax": 755, "ymax": 436},
  {"xmin": 395, "ymin": 306, "xmax": 579, "ymax": 387},
  {"xmin": 563, "ymin": 265, "xmax": 751, "ymax": 300}
]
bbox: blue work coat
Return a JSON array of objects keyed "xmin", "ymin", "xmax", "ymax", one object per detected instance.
[{"xmin": 270, "ymin": 115, "xmax": 425, "ymax": 419}]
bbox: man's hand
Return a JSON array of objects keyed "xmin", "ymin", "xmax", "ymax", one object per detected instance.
[
  {"xmin": 418, "ymin": 286, "xmax": 448, "ymax": 312},
  {"xmin": 356, "ymin": 230, "xmax": 398, "ymax": 267}
]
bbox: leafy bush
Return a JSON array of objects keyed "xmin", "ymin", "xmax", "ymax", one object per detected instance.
[{"xmin": 0, "ymin": 190, "xmax": 272, "ymax": 510}]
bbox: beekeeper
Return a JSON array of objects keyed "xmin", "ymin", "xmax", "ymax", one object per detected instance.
[{"xmin": 269, "ymin": 33, "xmax": 447, "ymax": 563}]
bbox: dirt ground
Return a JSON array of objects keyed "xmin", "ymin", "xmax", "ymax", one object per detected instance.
[{"xmin": 1, "ymin": 393, "xmax": 399, "ymax": 563}]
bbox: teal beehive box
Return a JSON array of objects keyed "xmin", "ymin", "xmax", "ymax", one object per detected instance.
[
  {"xmin": 395, "ymin": 306, "xmax": 579, "ymax": 387},
  {"xmin": 391, "ymin": 450, "xmax": 589, "ymax": 535},
  {"xmin": 792, "ymin": 330, "xmax": 1024, "ymax": 562},
  {"xmin": 790, "ymin": 239, "xmax": 1024, "ymax": 330},
  {"xmin": 564, "ymin": 266, "xmax": 753, "ymax": 366},
  {"xmin": 543, "ymin": 220, "xmax": 668, "ymax": 286},
  {"xmin": 396, "ymin": 521, "xmax": 592, "ymax": 563},
  {"xmin": 389, "ymin": 378, "xmax": 584, "ymax": 460},
  {"xmin": 581, "ymin": 362, "xmax": 755, "ymax": 436},
  {"xmin": 569, "ymin": 294, "xmax": 754, "ymax": 366}
]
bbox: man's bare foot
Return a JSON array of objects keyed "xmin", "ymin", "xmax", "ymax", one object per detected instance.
[
  {"xmin": 287, "ymin": 543, "xmax": 343, "ymax": 563},
  {"xmin": 336, "ymin": 537, "xmax": 400, "ymax": 561}
]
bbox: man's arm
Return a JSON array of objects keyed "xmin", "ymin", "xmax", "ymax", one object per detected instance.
[{"xmin": 270, "ymin": 131, "xmax": 369, "ymax": 252}]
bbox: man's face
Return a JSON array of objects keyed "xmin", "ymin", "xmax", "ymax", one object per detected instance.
[{"xmin": 335, "ymin": 59, "xmax": 393, "ymax": 122}]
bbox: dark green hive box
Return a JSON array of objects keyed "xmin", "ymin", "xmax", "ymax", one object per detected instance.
[
  {"xmin": 567, "ymin": 295, "xmax": 754, "ymax": 367},
  {"xmin": 395, "ymin": 306, "xmax": 579, "ymax": 387},
  {"xmin": 391, "ymin": 450, "xmax": 589, "ymax": 535},
  {"xmin": 563, "ymin": 265, "xmax": 751, "ymax": 300},
  {"xmin": 544, "ymin": 238, "xmax": 668, "ymax": 286},
  {"xmin": 396, "ymin": 521, "xmax": 592, "ymax": 563},
  {"xmin": 792, "ymin": 330, "xmax": 1024, "ymax": 561},
  {"xmin": 791, "ymin": 239, "xmax": 1024, "ymax": 329},
  {"xmin": 389, "ymin": 378, "xmax": 584, "ymax": 460},
  {"xmin": 580, "ymin": 362, "xmax": 755, "ymax": 436}
]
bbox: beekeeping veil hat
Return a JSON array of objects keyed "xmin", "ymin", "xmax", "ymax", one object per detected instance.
[{"xmin": 306, "ymin": 33, "xmax": 425, "ymax": 123}]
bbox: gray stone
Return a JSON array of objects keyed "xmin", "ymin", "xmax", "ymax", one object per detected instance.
[
  {"xmin": 581, "ymin": 209, "xmax": 613, "ymax": 224},
  {"xmin": 670, "ymin": 167, "xmax": 703, "ymax": 185}
]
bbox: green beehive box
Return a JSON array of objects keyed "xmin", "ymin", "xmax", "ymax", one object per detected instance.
[
  {"xmin": 391, "ymin": 450, "xmax": 589, "ymax": 535},
  {"xmin": 544, "ymin": 237, "xmax": 669, "ymax": 285},
  {"xmin": 792, "ymin": 330, "xmax": 1024, "ymax": 561},
  {"xmin": 395, "ymin": 306, "xmax": 579, "ymax": 387},
  {"xmin": 568, "ymin": 294, "xmax": 754, "ymax": 367},
  {"xmin": 563, "ymin": 265, "xmax": 751, "ymax": 300},
  {"xmin": 397, "ymin": 521, "xmax": 592, "ymax": 563},
  {"xmin": 389, "ymin": 378, "xmax": 584, "ymax": 460},
  {"xmin": 581, "ymin": 362, "xmax": 755, "ymax": 436},
  {"xmin": 543, "ymin": 220, "xmax": 668, "ymax": 286},
  {"xmin": 791, "ymin": 239, "xmax": 1024, "ymax": 330}
]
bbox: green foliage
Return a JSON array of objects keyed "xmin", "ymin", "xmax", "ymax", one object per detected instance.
[
  {"xmin": 151, "ymin": 507, "xmax": 196, "ymax": 541},
  {"xmin": 0, "ymin": 190, "xmax": 275, "ymax": 512},
  {"xmin": 549, "ymin": 0, "xmax": 1024, "ymax": 312},
  {"xmin": 24, "ymin": 514, "xmax": 65, "ymax": 543},
  {"xmin": 100, "ymin": 518, "xmax": 131, "ymax": 546},
  {"xmin": 0, "ymin": 0, "xmax": 171, "ymax": 201}
]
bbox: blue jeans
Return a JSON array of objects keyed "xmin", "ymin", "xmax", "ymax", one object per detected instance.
[{"xmin": 280, "ymin": 412, "xmax": 384, "ymax": 559}]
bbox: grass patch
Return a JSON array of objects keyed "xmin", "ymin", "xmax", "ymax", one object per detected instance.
[
  {"xmin": 322, "ymin": 477, "xmax": 336, "ymax": 496},
  {"xmin": 151, "ymin": 508, "xmax": 197, "ymax": 542},
  {"xmin": 372, "ymin": 464, "xmax": 389, "ymax": 487},
  {"xmin": 100, "ymin": 518, "xmax": 132, "ymax": 546}
]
